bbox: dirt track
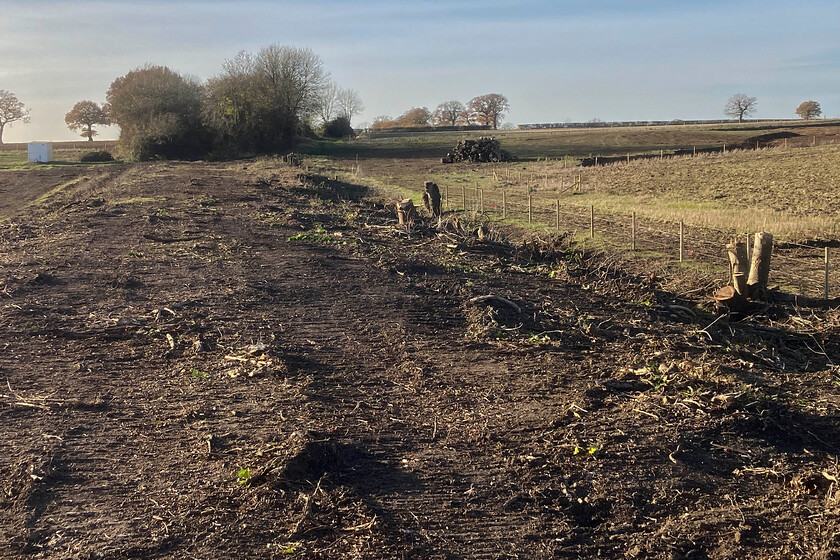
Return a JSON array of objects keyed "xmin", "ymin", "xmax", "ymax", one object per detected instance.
[{"xmin": 1, "ymin": 160, "xmax": 840, "ymax": 559}]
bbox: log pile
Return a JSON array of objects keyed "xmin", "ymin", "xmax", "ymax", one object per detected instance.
[{"xmin": 441, "ymin": 137, "xmax": 510, "ymax": 164}]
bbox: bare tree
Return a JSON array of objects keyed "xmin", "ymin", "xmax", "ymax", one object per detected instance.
[
  {"xmin": 432, "ymin": 100, "xmax": 466, "ymax": 126},
  {"xmin": 724, "ymin": 94, "xmax": 757, "ymax": 123},
  {"xmin": 314, "ymin": 81, "xmax": 340, "ymax": 125},
  {"xmin": 335, "ymin": 88, "xmax": 364, "ymax": 124},
  {"xmin": 467, "ymin": 93, "xmax": 510, "ymax": 129},
  {"xmin": 205, "ymin": 45, "xmax": 329, "ymax": 153},
  {"xmin": 254, "ymin": 45, "xmax": 329, "ymax": 122},
  {"xmin": 0, "ymin": 90, "xmax": 30, "ymax": 144},
  {"xmin": 65, "ymin": 100, "xmax": 110, "ymax": 141},
  {"xmin": 796, "ymin": 100, "xmax": 822, "ymax": 120}
]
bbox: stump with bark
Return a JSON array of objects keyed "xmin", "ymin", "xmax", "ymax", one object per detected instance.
[
  {"xmin": 396, "ymin": 199, "xmax": 418, "ymax": 226},
  {"xmin": 422, "ymin": 181, "xmax": 442, "ymax": 219},
  {"xmin": 726, "ymin": 240, "xmax": 749, "ymax": 296},
  {"xmin": 747, "ymin": 232, "xmax": 773, "ymax": 299},
  {"xmin": 716, "ymin": 232, "xmax": 774, "ymax": 313}
]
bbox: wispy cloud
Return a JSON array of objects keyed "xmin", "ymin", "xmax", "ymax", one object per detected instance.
[{"xmin": 1, "ymin": 0, "xmax": 839, "ymax": 140}]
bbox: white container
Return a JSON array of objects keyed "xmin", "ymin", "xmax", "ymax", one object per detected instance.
[{"xmin": 27, "ymin": 142, "xmax": 53, "ymax": 163}]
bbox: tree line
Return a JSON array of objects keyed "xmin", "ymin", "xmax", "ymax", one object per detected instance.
[
  {"xmin": 0, "ymin": 45, "xmax": 364, "ymax": 159},
  {"xmin": 371, "ymin": 94, "xmax": 510, "ymax": 131},
  {"xmin": 0, "ymin": 79, "xmax": 830, "ymax": 154}
]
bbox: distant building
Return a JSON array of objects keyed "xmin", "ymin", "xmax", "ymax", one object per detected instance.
[{"xmin": 27, "ymin": 142, "xmax": 53, "ymax": 163}]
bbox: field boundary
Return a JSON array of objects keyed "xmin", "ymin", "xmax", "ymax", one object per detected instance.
[{"xmin": 443, "ymin": 185, "xmax": 838, "ymax": 300}]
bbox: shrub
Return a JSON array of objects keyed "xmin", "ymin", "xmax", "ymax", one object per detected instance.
[
  {"xmin": 322, "ymin": 116, "xmax": 354, "ymax": 138},
  {"xmin": 107, "ymin": 65, "xmax": 208, "ymax": 161},
  {"xmin": 80, "ymin": 150, "xmax": 114, "ymax": 162}
]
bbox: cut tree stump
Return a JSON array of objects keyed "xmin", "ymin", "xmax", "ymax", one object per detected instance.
[
  {"xmin": 747, "ymin": 232, "xmax": 773, "ymax": 299},
  {"xmin": 396, "ymin": 199, "xmax": 418, "ymax": 226},
  {"xmin": 726, "ymin": 240, "xmax": 749, "ymax": 296},
  {"xmin": 714, "ymin": 285, "xmax": 747, "ymax": 314},
  {"xmin": 422, "ymin": 181, "xmax": 442, "ymax": 219}
]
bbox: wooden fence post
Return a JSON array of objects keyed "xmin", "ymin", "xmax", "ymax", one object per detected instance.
[
  {"xmin": 556, "ymin": 199, "xmax": 560, "ymax": 231},
  {"xmin": 462, "ymin": 185, "xmax": 466, "ymax": 211},
  {"xmin": 679, "ymin": 221, "xmax": 684, "ymax": 262},
  {"xmin": 590, "ymin": 205, "xmax": 594, "ymax": 239},
  {"xmin": 528, "ymin": 195, "xmax": 532, "ymax": 224},
  {"xmin": 502, "ymin": 191, "xmax": 507, "ymax": 219},
  {"xmin": 479, "ymin": 189, "xmax": 484, "ymax": 213},
  {"xmin": 825, "ymin": 247, "xmax": 830, "ymax": 300},
  {"xmin": 631, "ymin": 212, "xmax": 636, "ymax": 251}
]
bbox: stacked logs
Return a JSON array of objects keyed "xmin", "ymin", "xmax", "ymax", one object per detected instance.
[
  {"xmin": 715, "ymin": 232, "xmax": 773, "ymax": 313},
  {"xmin": 441, "ymin": 137, "xmax": 509, "ymax": 164}
]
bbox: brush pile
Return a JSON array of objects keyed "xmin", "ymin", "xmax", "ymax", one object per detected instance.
[{"xmin": 441, "ymin": 137, "xmax": 510, "ymax": 164}]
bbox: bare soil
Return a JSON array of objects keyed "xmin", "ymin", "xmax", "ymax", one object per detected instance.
[{"xmin": 1, "ymin": 160, "xmax": 840, "ymax": 559}]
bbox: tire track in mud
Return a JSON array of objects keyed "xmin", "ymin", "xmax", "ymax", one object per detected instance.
[{"xmin": 230, "ymin": 233, "xmax": 588, "ymax": 557}]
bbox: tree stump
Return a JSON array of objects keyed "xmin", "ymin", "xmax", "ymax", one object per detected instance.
[
  {"xmin": 396, "ymin": 199, "xmax": 418, "ymax": 226},
  {"xmin": 726, "ymin": 240, "xmax": 749, "ymax": 296},
  {"xmin": 422, "ymin": 181, "xmax": 442, "ymax": 218},
  {"xmin": 714, "ymin": 285, "xmax": 747, "ymax": 314},
  {"xmin": 747, "ymin": 232, "xmax": 773, "ymax": 299}
]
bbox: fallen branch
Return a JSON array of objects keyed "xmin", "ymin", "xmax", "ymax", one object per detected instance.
[{"xmin": 468, "ymin": 295, "xmax": 521, "ymax": 314}]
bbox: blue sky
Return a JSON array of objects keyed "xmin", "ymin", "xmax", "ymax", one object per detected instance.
[{"xmin": 1, "ymin": 0, "xmax": 839, "ymax": 142}]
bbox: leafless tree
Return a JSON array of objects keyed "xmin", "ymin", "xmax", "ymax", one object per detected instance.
[
  {"xmin": 335, "ymin": 88, "xmax": 364, "ymax": 124},
  {"xmin": 254, "ymin": 45, "xmax": 329, "ymax": 122},
  {"xmin": 795, "ymin": 100, "xmax": 822, "ymax": 120},
  {"xmin": 467, "ymin": 93, "xmax": 510, "ymax": 129},
  {"xmin": 724, "ymin": 94, "xmax": 757, "ymax": 123},
  {"xmin": 432, "ymin": 100, "xmax": 466, "ymax": 126},
  {"xmin": 0, "ymin": 90, "xmax": 30, "ymax": 144},
  {"xmin": 205, "ymin": 44, "xmax": 329, "ymax": 153},
  {"xmin": 314, "ymin": 81, "xmax": 340, "ymax": 124}
]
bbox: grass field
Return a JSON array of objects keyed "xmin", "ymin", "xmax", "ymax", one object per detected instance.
[
  {"xmin": 0, "ymin": 141, "xmax": 118, "ymax": 170},
  {"xmin": 304, "ymin": 121, "xmax": 840, "ymax": 242}
]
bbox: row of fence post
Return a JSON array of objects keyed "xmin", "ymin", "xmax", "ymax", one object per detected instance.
[{"xmin": 441, "ymin": 185, "xmax": 832, "ymax": 300}]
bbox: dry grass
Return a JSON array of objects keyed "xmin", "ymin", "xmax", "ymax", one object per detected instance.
[{"xmin": 508, "ymin": 145, "xmax": 840, "ymax": 241}]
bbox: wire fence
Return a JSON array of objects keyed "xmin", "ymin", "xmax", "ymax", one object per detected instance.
[{"xmin": 442, "ymin": 185, "xmax": 837, "ymax": 300}]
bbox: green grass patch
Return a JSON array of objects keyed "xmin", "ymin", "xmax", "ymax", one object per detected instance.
[{"xmin": 31, "ymin": 177, "xmax": 88, "ymax": 205}]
